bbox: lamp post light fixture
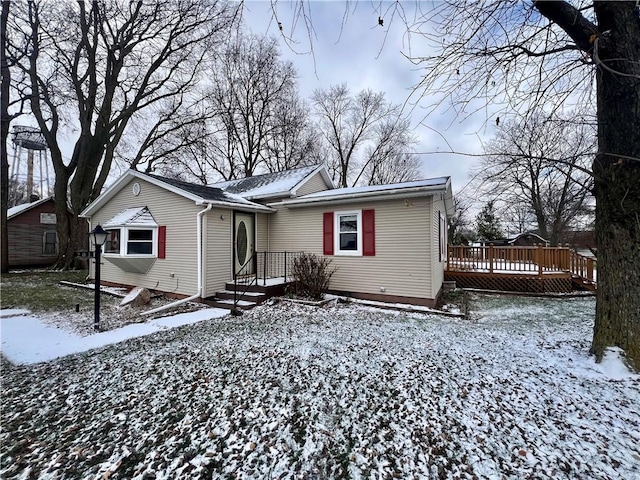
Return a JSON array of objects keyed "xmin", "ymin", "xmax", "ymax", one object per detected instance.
[{"xmin": 91, "ymin": 224, "xmax": 108, "ymax": 331}]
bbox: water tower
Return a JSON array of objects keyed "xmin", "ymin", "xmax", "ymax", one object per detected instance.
[{"xmin": 10, "ymin": 125, "xmax": 51, "ymax": 202}]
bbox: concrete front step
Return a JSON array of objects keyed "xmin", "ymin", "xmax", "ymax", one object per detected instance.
[
  {"xmin": 215, "ymin": 290, "xmax": 267, "ymax": 304},
  {"xmin": 216, "ymin": 289, "xmax": 265, "ymax": 299},
  {"xmin": 205, "ymin": 278, "xmax": 296, "ymax": 311},
  {"xmin": 204, "ymin": 298, "xmax": 257, "ymax": 310}
]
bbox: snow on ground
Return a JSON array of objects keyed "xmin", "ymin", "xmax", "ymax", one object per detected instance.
[
  {"xmin": 0, "ymin": 308, "xmax": 229, "ymax": 365},
  {"xmin": 1, "ymin": 294, "xmax": 639, "ymax": 480}
]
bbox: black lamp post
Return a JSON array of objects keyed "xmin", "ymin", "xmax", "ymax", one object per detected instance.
[{"xmin": 91, "ymin": 225, "xmax": 108, "ymax": 331}]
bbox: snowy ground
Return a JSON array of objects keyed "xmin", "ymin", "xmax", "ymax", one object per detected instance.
[{"xmin": 1, "ymin": 294, "xmax": 638, "ymax": 479}]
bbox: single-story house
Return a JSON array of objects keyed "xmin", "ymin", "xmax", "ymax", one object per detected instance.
[
  {"xmin": 480, "ymin": 232, "xmax": 550, "ymax": 247},
  {"xmin": 6, "ymin": 197, "xmax": 60, "ymax": 268},
  {"xmin": 80, "ymin": 165, "xmax": 454, "ymax": 307}
]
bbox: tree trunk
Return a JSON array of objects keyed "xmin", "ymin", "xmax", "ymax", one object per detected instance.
[
  {"xmin": 1, "ymin": 1, "xmax": 10, "ymax": 274},
  {"xmin": 590, "ymin": 3, "xmax": 640, "ymax": 369}
]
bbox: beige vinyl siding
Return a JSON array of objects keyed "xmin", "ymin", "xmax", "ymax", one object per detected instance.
[
  {"xmin": 295, "ymin": 171, "xmax": 331, "ymax": 196},
  {"xmin": 204, "ymin": 208, "xmax": 232, "ymax": 297},
  {"xmin": 269, "ymin": 197, "xmax": 436, "ymax": 300},
  {"xmin": 90, "ymin": 178, "xmax": 201, "ymax": 296},
  {"xmin": 256, "ymin": 213, "xmax": 270, "ymax": 252}
]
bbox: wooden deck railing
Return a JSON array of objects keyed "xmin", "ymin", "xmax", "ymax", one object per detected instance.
[{"xmin": 447, "ymin": 245, "xmax": 595, "ymax": 281}]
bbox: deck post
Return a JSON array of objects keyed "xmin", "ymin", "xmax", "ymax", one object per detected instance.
[
  {"xmin": 537, "ymin": 244, "xmax": 544, "ymax": 278},
  {"xmin": 263, "ymin": 252, "xmax": 268, "ymax": 286},
  {"xmin": 284, "ymin": 251, "xmax": 287, "ymax": 283},
  {"xmin": 489, "ymin": 243, "xmax": 494, "ymax": 274},
  {"xmin": 587, "ymin": 257, "xmax": 594, "ymax": 281}
]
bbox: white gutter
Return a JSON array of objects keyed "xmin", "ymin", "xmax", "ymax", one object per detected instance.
[
  {"xmin": 195, "ymin": 199, "xmax": 275, "ymax": 212},
  {"xmin": 141, "ymin": 203, "xmax": 213, "ymax": 316},
  {"xmin": 270, "ymin": 188, "xmax": 446, "ymax": 209},
  {"xmin": 141, "ymin": 293, "xmax": 201, "ymax": 316}
]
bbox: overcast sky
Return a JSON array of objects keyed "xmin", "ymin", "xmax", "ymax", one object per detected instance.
[
  {"xmin": 10, "ymin": 1, "xmax": 497, "ymax": 197},
  {"xmin": 242, "ymin": 1, "xmax": 498, "ymax": 193}
]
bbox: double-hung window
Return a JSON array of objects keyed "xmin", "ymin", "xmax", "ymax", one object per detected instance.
[
  {"xmin": 323, "ymin": 209, "xmax": 375, "ymax": 257},
  {"xmin": 336, "ymin": 211, "xmax": 362, "ymax": 255},
  {"xmin": 104, "ymin": 229, "xmax": 121, "ymax": 254},
  {"xmin": 127, "ymin": 229, "xmax": 154, "ymax": 254}
]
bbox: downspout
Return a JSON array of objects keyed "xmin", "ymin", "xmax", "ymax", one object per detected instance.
[
  {"xmin": 142, "ymin": 203, "xmax": 213, "ymax": 316},
  {"xmin": 196, "ymin": 203, "xmax": 213, "ymax": 297}
]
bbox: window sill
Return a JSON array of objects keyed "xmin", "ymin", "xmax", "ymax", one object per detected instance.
[{"xmin": 334, "ymin": 250, "xmax": 362, "ymax": 257}]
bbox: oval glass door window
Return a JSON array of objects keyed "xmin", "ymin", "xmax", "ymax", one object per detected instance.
[{"xmin": 237, "ymin": 221, "xmax": 248, "ymax": 265}]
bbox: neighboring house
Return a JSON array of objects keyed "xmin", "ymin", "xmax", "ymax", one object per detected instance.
[
  {"xmin": 481, "ymin": 232, "xmax": 549, "ymax": 247},
  {"xmin": 6, "ymin": 197, "xmax": 60, "ymax": 268},
  {"xmin": 80, "ymin": 165, "xmax": 454, "ymax": 307}
]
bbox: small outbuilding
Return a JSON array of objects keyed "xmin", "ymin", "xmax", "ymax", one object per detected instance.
[{"xmin": 6, "ymin": 197, "xmax": 60, "ymax": 268}]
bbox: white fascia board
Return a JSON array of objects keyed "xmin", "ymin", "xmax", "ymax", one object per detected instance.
[
  {"xmin": 443, "ymin": 179, "xmax": 455, "ymax": 218},
  {"xmin": 80, "ymin": 171, "xmax": 137, "ymax": 218},
  {"xmin": 196, "ymin": 200, "xmax": 275, "ymax": 213},
  {"xmin": 274, "ymin": 184, "xmax": 449, "ymax": 209}
]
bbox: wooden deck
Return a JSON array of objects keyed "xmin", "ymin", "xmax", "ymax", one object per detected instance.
[{"xmin": 445, "ymin": 245, "xmax": 596, "ymax": 293}]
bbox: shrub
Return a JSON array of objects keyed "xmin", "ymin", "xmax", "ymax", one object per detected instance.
[{"xmin": 290, "ymin": 253, "xmax": 336, "ymax": 300}]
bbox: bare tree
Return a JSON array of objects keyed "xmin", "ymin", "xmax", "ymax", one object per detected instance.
[
  {"xmin": 263, "ymin": 97, "xmax": 321, "ymax": 173},
  {"xmin": 1, "ymin": 0, "xmax": 30, "ymax": 273},
  {"xmin": 207, "ymin": 32, "xmax": 303, "ymax": 179},
  {"xmin": 7, "ymin": 0, "xmax": 240, "ymax": 267},
  {"xmin": 312, "ymin": 84, "xmax": 418, "ymax": 187},
  {"xmin": 1, "ymin": 0, "xmax": 11, "ymax": 274},
  {"xmin": 389, "ymin": 1, "xmax": 640, "ymax": 368},
  {"xmin": 154, "ymin": 32, "xmax": 316, "ymax": 185},
  {"xmin": 445, "ymin": 194, "xmax": 473, "ymax": 245},
  {"xmin": 476, "ymin": 113, "xmax": 595, "ymax": 245},
  {"xmin": 360, "ymin": 118, "xmax": 421, "ymax": 185}
]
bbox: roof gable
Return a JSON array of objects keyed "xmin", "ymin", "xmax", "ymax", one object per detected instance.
[
  {"xmin": 213, "ymin": 165, "xmax": 332, "ymax": 200},
  {"xmin": 104, "ymin": 207, "xmax": 158, "ymax": 228},
  {"xmin": 81, "ymin": 170, "xmax": 272, "ymax": 217},
  {"xmin": 7, "ymin": 197, "xmax": 55, "ymax": 220}
]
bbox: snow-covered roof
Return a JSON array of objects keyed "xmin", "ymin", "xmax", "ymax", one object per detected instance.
[
  {"xmin": 103, "ymin": 207, "xmax": 157, "ymax": 228},
  {"xmin": 278, "ymin": 177, "xmax": 454, "ymax": 215},
  {"xmin": 7, "ymin": 197, "xmax": 54, "ymax": 219},
  {"xmin": 145, "ymin": 174, "xmax": 265, "ymax": 208},
  {"xmin": 301, "ymin": 177, "xmax": 449, "ymax": 198},
  {"xmin": 213, "ymin": 165, "xmax": 332, "ymax": 200}
]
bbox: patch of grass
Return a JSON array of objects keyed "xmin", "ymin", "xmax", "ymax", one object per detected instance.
[{"xmin": 0, "ymin": 270, "xmax": 93, "ymax": 312}]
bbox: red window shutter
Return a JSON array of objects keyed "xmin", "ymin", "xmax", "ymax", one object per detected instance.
[
  {"xmin": 363, "ymin": 209, "xmax": 375, "ymax": 256},
  {"xmin": 158, "ymin": 226, "xmax": 166, "ymax": 259},
  {"xmin": 323, "ymin": 212, "xmax": 334, "ymax": 255}
]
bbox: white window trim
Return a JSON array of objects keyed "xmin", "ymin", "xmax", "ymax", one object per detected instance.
[
  {"xmin": 103, "ymin": 226, "xmax": 158, "ymax": 257},
  {"xmin": 334, "ymin": 210, "xmax": 362, "ymax": 256},
  {"xmin": 439, "ymin": 212, "xmax": 447, "ymax": 263}
]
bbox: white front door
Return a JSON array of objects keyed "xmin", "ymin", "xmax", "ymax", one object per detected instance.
[{"xmin": 234, "ymin": 213, "xmax": 254, "ymax": 275}]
